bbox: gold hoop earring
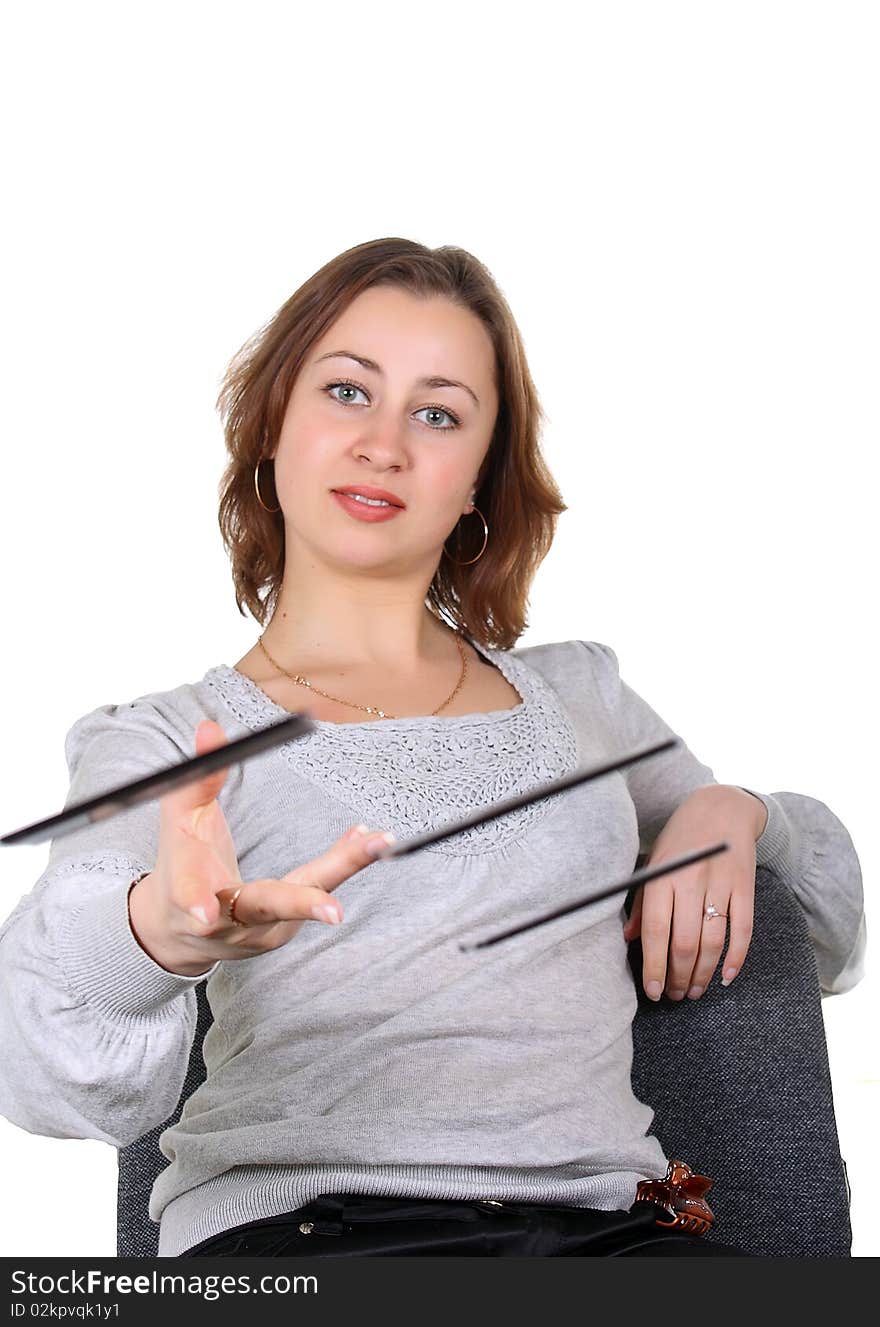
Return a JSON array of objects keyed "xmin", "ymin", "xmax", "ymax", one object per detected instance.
[
  {"xmin": 443, "ymin": 504, "xmax": 488, "ymax": 565},
  {"xmin": 254, "ymin": 459, "xmax": 281, "ymax": 513}
]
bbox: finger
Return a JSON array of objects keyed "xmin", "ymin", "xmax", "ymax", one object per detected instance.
[
  {"xmin": 721, "ymin": 885, "xmax": 755, "ymax": 987},
  {"xmin": 622, "ymin": 885, "xmax": 643, "ymax": 941},
  {"xmin": 638, "ymin": 880, "xmax": 673, "ymax": 1001},
  {"xmin": 224, "ymin": 826, "xmax": 395, "ymax": 928},
  {"xmin": 162, "ymin": 720, "xmax": 232, "ymax": 822},
  {"xmin": 663, "ymin": 886, "xmax": 705, "ymax": 999},
  {"xmin": 167, "ymin": 826, "xmax": 238, "ymax": 927},
  {"xmin": 685, "ymin": 901, "xmax": 731, "ymax": 998}
]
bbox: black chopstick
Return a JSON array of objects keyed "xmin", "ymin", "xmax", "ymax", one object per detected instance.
[
  {"xmin": 376, "ymin": 736, "xmax": 679, "ymax": 859},
  {"xmin": 458, "ymin": 840, "xmax": 731, "ymax": 950},
  {"xmin": 2, "ymin": 723, "xmax": 678, "ymax": 866},
  {"xmin": 1, "ymin": 713, "xmax": 316, "ymax": 847}
]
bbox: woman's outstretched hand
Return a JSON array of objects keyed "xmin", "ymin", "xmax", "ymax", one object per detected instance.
[
  {"xmin": 622, "ymin": 785, "xmax": 767, "ymax": 1002},
  {"xmin": 128, "ymin": 719, "xmax": 394, "ymax": 977}
]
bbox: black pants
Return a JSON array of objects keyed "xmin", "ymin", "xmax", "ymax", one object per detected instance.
[{"xmin": 183, "ymin": 1193, "xmax": 752, "ymax": 1257}]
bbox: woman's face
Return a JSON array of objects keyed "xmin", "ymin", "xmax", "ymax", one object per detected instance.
[{"xmin": 271, "ymin": 285, "xmax": 499, "ymax": 577}]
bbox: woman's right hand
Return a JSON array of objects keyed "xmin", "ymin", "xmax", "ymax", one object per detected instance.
[{"xmin": 127, "ymin": 719, "xmax": 394, "ymax": 977}]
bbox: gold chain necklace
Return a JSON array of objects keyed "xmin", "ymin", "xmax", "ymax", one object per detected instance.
[{"xmin": 256, "ymin": 629, "xmax": 469, "ymax": 720}]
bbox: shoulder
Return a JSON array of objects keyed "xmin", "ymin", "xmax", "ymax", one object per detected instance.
[
  {"xmin": 62, "ymin": 668, "xmax": 229, "ymax": 779},
  {"xmin": 507, "ymin": 637, "xmax": 620, "ymax": 667},
  {"xmin": 505, "ymin": 637, "xmax": 622, "ymax": 695}
]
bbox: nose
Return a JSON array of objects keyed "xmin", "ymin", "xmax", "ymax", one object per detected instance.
[{"xmin": 351, "ymin": 409, "xmax": 411, "ymax": 471}]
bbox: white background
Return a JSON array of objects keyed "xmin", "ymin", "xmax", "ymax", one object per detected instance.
[{"xmin": 0, "ymin": 0, "xmax": 876, "ymax": 1258}]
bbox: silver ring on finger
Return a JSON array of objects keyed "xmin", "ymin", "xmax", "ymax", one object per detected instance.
[
  {"xmin": 227, "ymin": 886, "xmax": 248, "ymax": 927},
  {"xmin": 703, "ymin": 902, "xmax": 728, "ymax": 922}
]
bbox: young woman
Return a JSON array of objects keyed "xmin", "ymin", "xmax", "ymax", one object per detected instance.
[{"xmin": 0, "ymin": 238, "xmax": 865, "ymax": 1258}]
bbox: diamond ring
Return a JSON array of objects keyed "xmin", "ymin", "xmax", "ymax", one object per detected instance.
[{"xmin": 704, "ymin": 903, "xmax": 727, "ymax": 921}]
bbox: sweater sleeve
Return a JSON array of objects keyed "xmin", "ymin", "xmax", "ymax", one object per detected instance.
[
  {"xmin": 0, "ymin": 695, "xmax": 220, "ymax": 1147},
  {"xmin": 581, "ymin": 641, "xmax": 867, "ymax": 997}
]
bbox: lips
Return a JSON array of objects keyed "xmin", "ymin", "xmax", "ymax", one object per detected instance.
[
  {"xmin": 331, "ymin": 491, "xmax": 405, "ymax": 523},
  {"xmin": 331, "ymin": 485, "xmax": 406, "ymax": 509}
]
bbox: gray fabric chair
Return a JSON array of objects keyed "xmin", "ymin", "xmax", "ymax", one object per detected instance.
[{"xmin": 117, "ymin": 862, "xmax": 852, "ymax": 1257}]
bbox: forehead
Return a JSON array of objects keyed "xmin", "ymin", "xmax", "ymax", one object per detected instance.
[{"xmin": 311, "ymin": 286, "xmax": 495, "ymax": 377}]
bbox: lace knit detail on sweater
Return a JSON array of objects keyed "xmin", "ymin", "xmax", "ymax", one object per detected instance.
[
  {"xmin": 50, "ymin": 852, "xmax": 151, "ymax": 879},
  {"xmin": 204, "ymin": 638, "xmax": 578, "ymax": 856}
]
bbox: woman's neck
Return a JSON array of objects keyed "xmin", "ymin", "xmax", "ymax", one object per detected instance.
[{"xmin": 261, "ymin": 579, "xmax": 455, "ymax": 675}]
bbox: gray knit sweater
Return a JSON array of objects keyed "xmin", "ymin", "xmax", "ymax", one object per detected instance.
[{"xmin": 0, "ymin": 638, "xmax": 866, "ymax": 1256}]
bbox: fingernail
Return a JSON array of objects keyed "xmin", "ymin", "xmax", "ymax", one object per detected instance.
[
  {"xmin": 687, "ymin": 985, "xmax": 703, "ymax": 1000},
  {"xmin": 311, "ymin": 902, "xmax": 341, "ymax": 924},
  {"xmin": 346, "ymin": 824, "xmax": 370, "ymax": 839},
  {"xmin": 189, "ymin": 906, "xmax": 210, "ymax": 925},
  {"xmin": 668, "ymin": 989, "xmax": 685, "ymax": 1002},
  {"xmin": 721, "ymin": 966, "xmax": 738, "ymax": 987},
  {"xmin": 646, "ymin": 981, "xmax": 663, "ymax": 1001},
  {"xmin": 365, "ymin": 831, "xmax": 396, "ymax": 859}
]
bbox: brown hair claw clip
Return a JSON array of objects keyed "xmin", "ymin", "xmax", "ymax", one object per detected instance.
[{"xmin": 634, "ymin": 1159, "xmax": 716, "ymax": 1236}]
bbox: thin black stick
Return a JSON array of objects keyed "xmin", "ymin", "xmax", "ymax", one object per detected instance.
[
  {"xmin": 378, "ymin": 736, "xmax": 679, "ymax": 859},
  {"xmin": 1, "ymin": 714, "xmax": 315, "ymax": 848},
  {"xmin": 458, "ymin": 840, "xmax": 730, "ymax": 950}
]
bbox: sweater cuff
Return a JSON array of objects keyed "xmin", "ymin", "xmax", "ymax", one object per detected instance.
[
  {"xmin": 736, "ymin": 787, "xmax": 803, "ymax": 880},
  {"xmin": 57, "ymin": 874, "xmax": 219, "ymax": 1020}
]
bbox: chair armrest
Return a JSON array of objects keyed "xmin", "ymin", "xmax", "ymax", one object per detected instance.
[{"xmin": 629, "ymin": 864, "xmax": 852, "ymax": 1257}]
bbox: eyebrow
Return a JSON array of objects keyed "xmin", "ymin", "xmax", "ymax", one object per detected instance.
[{"xmin": 314, "ymin": 350, "xmax": 480, "ymax": 409}]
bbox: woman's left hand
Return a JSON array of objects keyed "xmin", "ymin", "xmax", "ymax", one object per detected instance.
[{"xmin": 622, "ymin": 785, "xmax": 768, "ymax": 1002}]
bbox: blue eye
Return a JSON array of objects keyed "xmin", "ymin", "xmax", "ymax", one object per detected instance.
[
  {"xmin": 322, "ymin": 380, "xmax": 461, "ymax": 430},
  {"xmin": 324, "ymin": 381, "xmax": 369, "ymax": 406}
]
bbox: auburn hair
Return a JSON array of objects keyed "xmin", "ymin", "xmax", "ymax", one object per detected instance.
[{"xmin": 216, "ymin": 236, "xmax": 567, "ymax": 650}]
